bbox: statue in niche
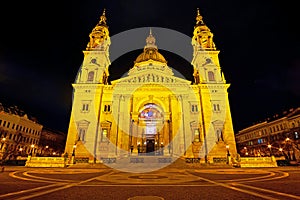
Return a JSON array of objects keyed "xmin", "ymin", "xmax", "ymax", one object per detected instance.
[{"xmin": 216, "ymin": 129, "xmax": 223, "ymax": 142}]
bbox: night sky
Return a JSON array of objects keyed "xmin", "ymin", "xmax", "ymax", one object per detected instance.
[{"xmin": 0, "ymin": 0, "xmax": 299, "ymax": 133}]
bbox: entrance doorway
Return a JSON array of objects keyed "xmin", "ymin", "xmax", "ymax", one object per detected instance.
[{"xmin": 146, "ymin": 139, "xmax": 155, "ymax": 155}]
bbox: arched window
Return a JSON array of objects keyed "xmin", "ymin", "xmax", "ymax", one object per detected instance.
[
  {"xmin": 208, "ymin": 71, "xmax": 215, "ymax": 81},
  {"xmin": 88, "ymin": 71, "xmax": 94, "ymax": 82}
]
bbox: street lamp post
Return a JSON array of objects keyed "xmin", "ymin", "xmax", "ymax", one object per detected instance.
[
  {"xmin": 1, "ymin": 138, "xmax": 7, "ymax": 170},
  {"xmin": 267, "ymin": 144, "xmax": 272, "ymax": 156},
  {"xmin": 143, "ymin": 141, "xmax": 146, "ymax": 154},
  {"xmin": 45, "ymin": 145, "xmax": 49, "ymax": 156},
  {"xmin": 1, "ymin": 138, "xmax": 6, "ymax": 152},
  {"xmin": 226, "ymin": 145, "xmax": 230, "ymax": 156},
  {"xmin": 0, "ymin": 137, "xmax": 6, "ymax": 159},
  {"xmin": 1, "ymin": 138, "xmax": 6, "ymax": 159},
  {"xmin": 285, "ymin": 137, "xmax": 295, "ymax": 161},
  {"xmin": 30, "ymin": 144, "xmax": 35, "ymax": 156},
  {"xmin": 279, "ymin": 147, "xmax": 283, "ymax": 156},
  {"xmin": 267, "ymin": 144, "xmax": 276, "ymax": 163},
  {"xmin": 19, "ymin": 148, "xmax": 23, "ymax": 156},
  {"xmin": 243, "ymin": 146, "xmax": 248, "ymax": 156},
  {"xmin": 71, "ymin": 144, "xmax": 76, "ymax": 164},
  {"xmin": 226, "ymin": 145, "xmax": 231, "ymax": 165},
  {"xmin": 137, "ymin": 142, "xmax": 141, "ymax": 154},
  {"xmin": 160, "ymin": 142, "xmax": 164, "ymax": 156}
]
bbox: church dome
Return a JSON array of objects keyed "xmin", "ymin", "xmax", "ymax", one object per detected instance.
[
  {"xmin": 134, "ymin": 29, "xmax": 167, "ymax": 64},
  {"xmin": 135, "ymin": 48, "xmax": 167, "ymax": 63}
]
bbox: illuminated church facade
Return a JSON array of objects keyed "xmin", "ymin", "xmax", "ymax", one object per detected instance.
[{"xmin": 65, "ymin": 9, "xmax": 237, "ymax": 163}]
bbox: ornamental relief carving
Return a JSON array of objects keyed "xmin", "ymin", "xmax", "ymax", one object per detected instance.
[{"xmin": 120, "ymin": 74, "xmax": 179, "ymax": 84}]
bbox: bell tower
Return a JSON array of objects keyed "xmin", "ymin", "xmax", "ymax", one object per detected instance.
[
  {"xmin": 191, "ymin": 8, "xmax": 225, "ymax": 84},
  {"xmin": 191, "ymin": 8, "xmax": 237, "ymax": 159},
  {"xmin": 65, "ymin": 9, "xmax": 111, "ymax": 161},
  {"xmin": 76, "ymin": 9, "xmax": 111, "ymax": 84}
]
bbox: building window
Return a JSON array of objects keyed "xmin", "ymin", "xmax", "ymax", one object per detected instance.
[
  {"xmin": 0, "ymin": 120, "xmax": 2, "ymax": 126},
  {"xmin": 76, "ymin": 120, "xmax": 90, "ymax": 142},
  {"xmin": 213, "ymin": 104, "xmax": 221, "ymax": 112},
  {"xmin": 81, "ymin": 101, "xmax": 91, "ymax": 113},
  {"xmin": 12, "ymin": 124, "xmax": 15, "ymax": 129},
  {"xmin": 7, "ymin": 122, "xmax": 10, "ymax": 128},
  {"xmin": 191, "ymin": 104, "xmax": 198, "ymax": 113},
  {"xmin": 81, "ymin": 104, "xmax": 89, "ymax": 113},
  {"xmin": 104, "ymin": 104, "xmax": 112, "ymax": 113},
  {"xmin": 87, "ymin": 71, "xmax": 94, "ymax": 82},
  {"xmin": 3, "ymin": 121, "xmax": 6, "ymax": 127},
  {"xmin": 208, "ymin": 71, "xmax": 215, "ymax": 81}
]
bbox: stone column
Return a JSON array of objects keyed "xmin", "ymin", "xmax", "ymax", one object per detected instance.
[
  {"xmin": 132, "ymin": 120, "xmax": 139, "ymax": 155},
  {"xmin": 122, "ymin": 95, "xmax": 131, "ymax": 154}
]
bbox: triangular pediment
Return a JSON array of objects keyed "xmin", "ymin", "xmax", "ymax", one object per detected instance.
[
  {"xmin": 111, "ymin": 70, "xmax": 191, "ymax": 85},
  {"xmin": 76, "ymin": 120, "xmax": 90, "ymax": 126}
]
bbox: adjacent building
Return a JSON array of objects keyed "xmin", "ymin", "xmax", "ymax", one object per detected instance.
[
  {"xmin": 39, "ymin": 127, "xmax": 66, "ymax": 156},
  {"xmin": 65, "ymin": 9, "xmax": 237, "ymax": 163},
  {"xmin": 236, "ymin": 107, "xmax": 300, "ymax": 161},
  {"xmin": 0, "ymin": 103, "xmax": 43, "ymax": 160}
]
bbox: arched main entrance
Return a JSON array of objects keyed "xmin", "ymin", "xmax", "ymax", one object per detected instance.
[{"xmin": 138, "ymin": 103, "xmax": 164, "ymax": 155}]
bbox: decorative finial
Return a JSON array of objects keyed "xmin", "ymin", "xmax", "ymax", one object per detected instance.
[
  {"xmin": 99, "ymin": 8, "xmax": 107, "ymax": 24},
  {"xmin": 145, "ymin": 28, "xmax": 157, "ymax": 49},
  {"xmin": 196, "ymin": 8, "xmax": 203, "ymax": 25}
]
